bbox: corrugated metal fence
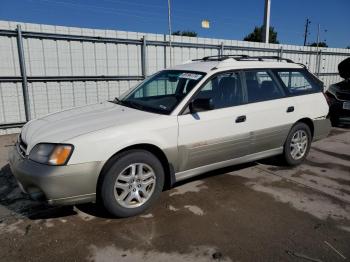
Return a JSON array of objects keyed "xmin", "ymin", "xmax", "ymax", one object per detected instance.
[{"xmin": 0, "ymin": 20, "xmax": 349, "ymax": 134}]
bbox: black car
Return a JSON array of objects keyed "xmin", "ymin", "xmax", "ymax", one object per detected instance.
[{"xmin": 325, "ymin": 57, "xmax": 350, "ymax": 126}]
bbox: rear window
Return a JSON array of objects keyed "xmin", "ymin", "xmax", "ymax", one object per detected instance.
[
  {"xmin": 244, "ymin": 70, "xmax": 285, "ymax": 103},
  {"xmin": 275, "ymin": 69, "xmax": 322, "ymax": 95}
]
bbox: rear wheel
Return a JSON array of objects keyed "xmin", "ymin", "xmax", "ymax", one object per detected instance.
[
  {"xmin": 100, "ymin": 150, "xmax": 164, "ymax": 217},
  {"xmin": 282, "ymin": 122, "xmax": 312, "ymax": 166}
]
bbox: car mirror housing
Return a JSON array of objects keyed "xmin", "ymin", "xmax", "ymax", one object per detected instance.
[{"xmin": 189, "ymin": 98, "xmax": 214, "ymax": 113}]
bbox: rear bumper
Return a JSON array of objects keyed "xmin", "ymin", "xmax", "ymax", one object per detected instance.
[
  {"xmin": 313, "ymin": 118, "xmax": 331, "ymax": 141},
  {"xmin": 8, "ymin": 146, "xmax": 104, "ymax": 205},
  {"xmin": 329, "ymin": 101, "xmax": 350, "ymax": 118}
]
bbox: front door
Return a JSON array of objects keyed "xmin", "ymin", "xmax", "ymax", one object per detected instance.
[{"xmin": 177, "ymin": 71, "xmax": 252, "ymax": 172}]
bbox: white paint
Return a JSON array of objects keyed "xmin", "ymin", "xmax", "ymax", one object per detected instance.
[
  {"xmin": 230, "ymin": 165, "xmax": 350, "ymax": 222},
  {"xmin": 140, "ymin": 213, "xmax": 153, "ymax": 218},
  {"xmin": 74, "ymin": 207, "xmax": 96, "ymax": 221},
  {"xmin": 0, "ymin": 219, "xmax": 25, "ymax": 235},
  {"xmin": 45, "ymin": 219, "xmax": 54, "ymax": 228},
  {"xmin": 88, "ymin": 245, "xmax": 232, "ymax": 262},
  {"xmin": 184, "ymin": 205, "xmax": 204, "ymax": 216},
  {"xmin": 170, "ymin": 181, "xmax": 208, "ymax": 196},
  {"xmin": 251, "ymin": 183, "xmax": 350, "ymax": 220},
  {"xmin": 168, "ymin": 205, "xmax": 179, "ymax": 211},
  {"xmin": 338, "ymin": 226, "xmax": 350, "ymax": 233}
]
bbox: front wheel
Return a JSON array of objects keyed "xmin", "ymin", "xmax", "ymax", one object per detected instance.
[
  {"xmin": 100, "ymin": 150, "xmax": 164, "ymax": 217},
  {"xmin": 282, "ymin": 123, "xmax": 312, "ymax": 166}
]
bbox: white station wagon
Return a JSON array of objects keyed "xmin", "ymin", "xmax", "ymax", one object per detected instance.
[{"xmin": 9, "ymin": 55, "xmax": 331, "ymax": 217}]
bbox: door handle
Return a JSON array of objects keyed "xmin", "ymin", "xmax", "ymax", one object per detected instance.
[
  {"xmin": 235, "ymin": 115, "xmax": 246, "ymax": 123},
  {"xmin": 287, "ymin": 106, "xmax": 294, "ymax": 113}
]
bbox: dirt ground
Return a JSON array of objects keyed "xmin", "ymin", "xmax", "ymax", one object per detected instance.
[{"xmin": 0, "ymin": 125, "xmax": 349, "ymax": 262}]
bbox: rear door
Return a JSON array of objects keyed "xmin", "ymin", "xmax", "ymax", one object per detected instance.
[
  {"xmin": 274, "ymin": 69, "xmax": 329, "ymax": 120},
  {"xmin": 242, "ymin": 70, "xmax": 296, "ymax": 154}
]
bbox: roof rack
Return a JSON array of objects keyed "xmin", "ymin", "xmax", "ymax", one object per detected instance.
[
  {"xmin": 192, "ymin": 55, "xmax": 249, "ymax": 61},
  {"xmin": 236, "ymin": 56, "xmax": 294, "ymax": 63},
  {"xmin": 193, "ymin": 55, "xmax": 295, "ymax": 63}
]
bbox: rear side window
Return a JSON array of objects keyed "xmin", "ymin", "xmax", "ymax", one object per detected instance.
[
  {"xmin": 244, "ymin": 70, "xmax": 285, "ymax": 103},
  {"xmin": 275, "ymin": 70, "xmax": 321, "ymax": 95}
]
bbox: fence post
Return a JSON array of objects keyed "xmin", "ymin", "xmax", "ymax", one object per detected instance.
[
  {"xmin": 279, "ymin": 46, "xmax": 283, "ymax": 60},
  {"xmin": 141, "ymin": 36, "xmax": 147, "ymax": 78},
  {"xmin": 163, "ymin": 34, "xmax": 167, "ymax": 68},
  {"xmin": 317, "ymin": 50, "xmax": 322, "ymax": 76},
  {"xmin": 220, "ymin": 42, "xmax": 224, "ymax": 57},
  {"xmin": 16, "ymin": 24, "xmax": 31, "ymax": 121}
]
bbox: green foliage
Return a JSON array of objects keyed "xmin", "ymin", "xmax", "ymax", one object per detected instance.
[
  {"xmin": 309, "ymin": 42, "xmax": 328, "ymax": 47},
  {"xmin": 172, "ymin": 30, "xmax": 198, "ymax": 37},
  {"xmin": 243, "ymin": 26, "xmax": 279, "ymax": 44}
]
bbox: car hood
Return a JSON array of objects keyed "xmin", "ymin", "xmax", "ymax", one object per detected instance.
[{"xmin": 21, "ymin": 102, "xmax": 157, "ymax": 149}]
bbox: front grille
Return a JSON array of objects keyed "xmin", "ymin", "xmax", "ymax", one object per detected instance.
[
  {"xmin": 17, "ymin": 135, "xmax": 27, "ymax": 158},
  {"xmin": 336, "ymin": 91, "xmax": 350, "ymax": 101}
]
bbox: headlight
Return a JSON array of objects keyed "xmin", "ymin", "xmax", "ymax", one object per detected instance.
[{"xmin": 29, "ymin": 143, "xmax": 74, "ymax": 165}]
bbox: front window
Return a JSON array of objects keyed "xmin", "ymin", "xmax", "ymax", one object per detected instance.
[
  {"xmin": 113, "ymin": 70, "xmax": 205, "ymax": 114},
  {"xmin": 194, "ymin": 72, "xmax": 244, "ymax": 110}
]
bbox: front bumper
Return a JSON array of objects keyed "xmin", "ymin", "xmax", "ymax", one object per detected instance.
[{"xmin": 8, "ymin": 146, "xmax": 104, "ymax": 205}]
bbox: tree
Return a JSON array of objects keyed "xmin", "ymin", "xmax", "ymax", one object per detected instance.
[
  {"xmin": 347, "ymin": 46, "xmax": 350, "ymax": 49},
  {"xmin": 243, "ymin": 26, "xmax": 279, "ymax": 44},
  {"xmin": 309, "ymin": 42, "xmax": 328, "ymax": 47},
  {"xmin": 172, "ymin": 30, "xmax": 197, "ymax": 37}
]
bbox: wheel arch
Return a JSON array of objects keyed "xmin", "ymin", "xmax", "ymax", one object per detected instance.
[
  {"xmin": 295, "ymin": 117, "xmax": 314, "ymax": 138},
  {"xmin": 96, "ymin": 143, "xmax": 175, "ymax": 200}
]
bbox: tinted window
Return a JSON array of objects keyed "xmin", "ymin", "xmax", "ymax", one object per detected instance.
[
  {"xmin": 244, "ymin": 70, "xmax": 285, "ymax": 103},
  {"xmin": 195, "ymin": 72, "xmax": 244, "ymax": 110},
  {"xmin": 276, "ymin": 70, "xmax": 321, "ymax": 94}
]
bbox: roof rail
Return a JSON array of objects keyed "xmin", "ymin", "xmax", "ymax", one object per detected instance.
[
  {"xmin": 235, "ymin": 56, "xmax": 294, "ymax": 63},
  {"xmin": 193, "ymin": 55, "xmax": 295, "ymax": 64},
  {"xmin": 192, "ymin": 55, "xmax": 249, "ymax": 61}
]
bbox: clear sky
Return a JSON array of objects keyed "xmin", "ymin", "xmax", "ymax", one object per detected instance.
[{"xmin": 1, "ymin": 0, "xmax": 349, "ymax": 48}]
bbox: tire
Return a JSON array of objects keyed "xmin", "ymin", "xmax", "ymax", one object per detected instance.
[
  {"xmin": 100, "ymin": 150, "xmax": 164, "ymax": 217},
  {"xmin": 282, "ymin": 122, "xmax": 312, "ymax": 166}
]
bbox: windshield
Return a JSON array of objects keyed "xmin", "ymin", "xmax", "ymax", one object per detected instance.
[{"xmin": 113, "ymin": 70, "xmax": 205, "ymax": 114}]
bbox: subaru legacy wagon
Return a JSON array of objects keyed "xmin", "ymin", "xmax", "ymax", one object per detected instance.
[{"xmin": 9, "ymin": 55, "xmax": 331, "ymax": 217}]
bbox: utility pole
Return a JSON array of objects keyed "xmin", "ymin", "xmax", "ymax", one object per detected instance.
[
  {"xmin": 316, "ymin": 23, "xmax": 320, "ymax": 48},
  {"xmin": 303, "ymin": 18, "xmax": 311, "ymax": 46},
  {"xmin": 262, "ymin": 0, "xmax": 271, "ymax": 43},
  {"xmin": 167, "ymin": 0, "xmax": 173, "ymax": 67}
]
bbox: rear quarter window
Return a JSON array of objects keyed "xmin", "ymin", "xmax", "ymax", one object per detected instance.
[{"xmin": 274, "ymin": 69, "xmax": 322, "ymax": 95}]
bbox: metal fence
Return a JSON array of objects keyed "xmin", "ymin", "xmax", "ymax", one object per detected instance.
[{"xmin": 0, "ymin": 20, "xmax": 349, "ymax": 134}]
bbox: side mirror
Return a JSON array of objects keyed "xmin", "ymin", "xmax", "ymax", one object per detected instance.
[{"xmin": 189, "ymin": 98, "xmax": 214, "ymax": 113}]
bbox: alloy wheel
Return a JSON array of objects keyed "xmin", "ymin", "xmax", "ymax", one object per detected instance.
[{"xmin": 114, "ymin": 163, "xmax": 156, "ymax": 208}]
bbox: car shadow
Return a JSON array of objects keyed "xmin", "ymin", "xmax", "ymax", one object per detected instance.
[
  {"xmin": 172, "ymin": 162, "xmax": 257, "ymax": 188},
  {"xmin": 0, "ymin": 161, "xmax": 262, "ymax": 220}
]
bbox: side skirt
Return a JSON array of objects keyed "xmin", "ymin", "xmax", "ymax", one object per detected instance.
[{"xmin": 175, "ymin": 147, "xmax": 283, "ymax": 182}]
